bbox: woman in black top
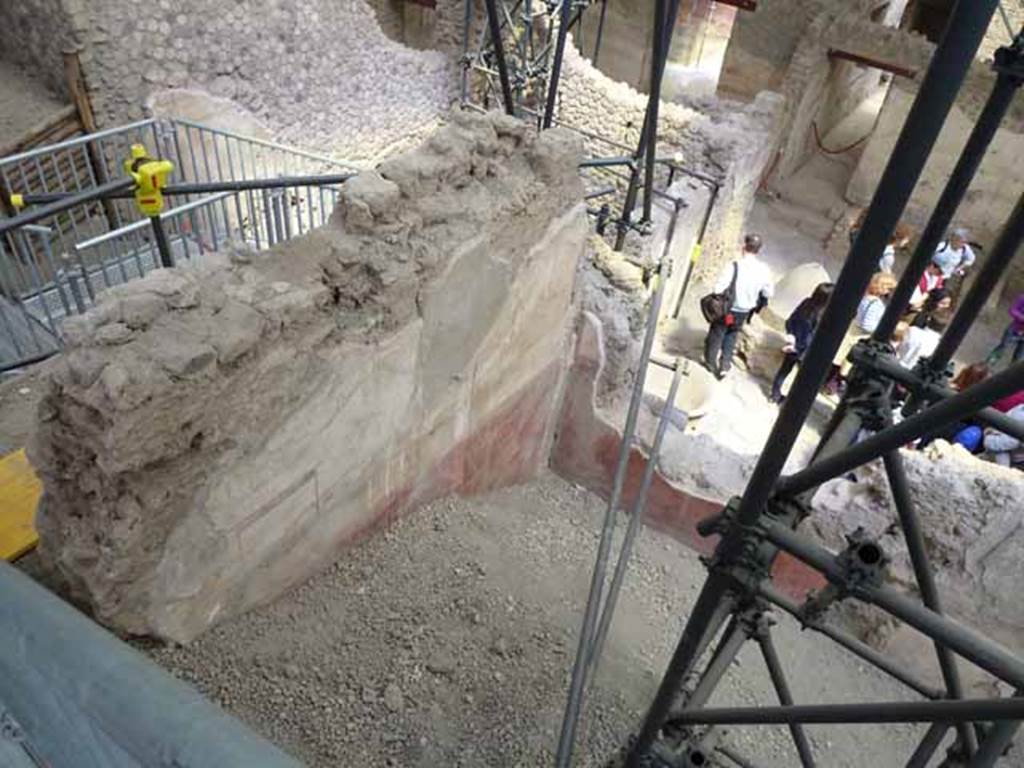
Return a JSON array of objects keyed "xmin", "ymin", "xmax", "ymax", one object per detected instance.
[{"xmin": 770, "ymin": 283, "xmax": 834, "ymax": 403}]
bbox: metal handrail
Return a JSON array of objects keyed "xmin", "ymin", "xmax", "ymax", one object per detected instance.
[
  {"xmin": 0, "ymin": 118, "xmax": 157, "ymax": 168},
  {"xmin": 73, "ymin": 192, "xmax": 233, "ymax": 251},
  {"xmin": 169, "ymin": 118, "xmax": 363, "ymax": 170}
]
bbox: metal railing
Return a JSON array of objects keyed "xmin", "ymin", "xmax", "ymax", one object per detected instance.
[{"xmin": 0, "ymin": 119, "xmax": 357, "ymax": 372}]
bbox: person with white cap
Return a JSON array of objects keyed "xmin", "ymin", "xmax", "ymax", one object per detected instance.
[{"xmin": 932, "ymin": 227, "xmax": 976, "ymax": 280}]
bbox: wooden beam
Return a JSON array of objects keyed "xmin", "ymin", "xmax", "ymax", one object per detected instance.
[
  {"xmin": 62, "ymin": 48, "xmax": 119, "ymax": 231},
  {"xmin": 714, "ymin": 0, "xmax": 757, "ymax": 10},
  {"xmin": 828, "ymin": 48, "xmax": 918, "ymax": 79},
  {"xmin": 402, "ymin": 0, "xmax": 436, "ymax": 8},
  {"xmin": 0, "ymin": 106, "xmax": 78, "ymax": 160}
]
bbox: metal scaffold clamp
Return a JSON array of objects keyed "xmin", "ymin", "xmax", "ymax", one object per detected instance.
[
  {"xmin": 124, "ymin": 143, "xmax": 176, "ymax": 268},
  {"xmin": 124, "ymin": 143, "xmax": 174, "ymax": 218},
  {"xmin": 993, "ymin": 26, "xmax": 1024, "ymax": 85}
]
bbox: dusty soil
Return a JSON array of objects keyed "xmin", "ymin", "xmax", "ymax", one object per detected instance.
[
  {"xmin": 0, "ymin": 60, "xmax": 65, "ymax": 150},
  {"xmin": 0, "ymin": 366, "xmax": 49, "ymax": 455},
  {"xmin": 143, "ymin": 473, "xmax": 932, "ymax": 767}
]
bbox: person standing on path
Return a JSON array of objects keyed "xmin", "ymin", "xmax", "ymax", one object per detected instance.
[
  {"xmin": 932, "ymin": 227, "xmax": 976, "ymax": 297},
  {"xmin": 987, "ymin": 293, "xmax": 1024, "ymax": 367},
  {"xmin": 703, "ymin": 234, "xmax": 773, "ymax": 380},
  {"xmin": 770, "ymin": 282, "xmax": 834, "ymax": 403}
]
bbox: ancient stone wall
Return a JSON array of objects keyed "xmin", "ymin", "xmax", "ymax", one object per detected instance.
[
  {"xmin": 847, "ymin": 69, "xmax": 1024, "ymax": 301},
  {"xmin": 0, "ymin": 0, "xmax": 74, "ymax": 97},
  {"xmin": 716, "ymin": 0, "xmax": 823, "ymax": 102},
  {"xmin": 0, "ymin": 0, "xmax": 457, "ymax": 161},
  {"xmin": 29, "ymin": 112, "xmax": 587, "ymax": 642},
  {"xmin": 770, "ymin": 2, "xmax": 929, "ymax": 181}
]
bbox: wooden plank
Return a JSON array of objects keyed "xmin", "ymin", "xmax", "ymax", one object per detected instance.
[
  {"xmin": 828, "ymin": 48, "xmax": 918, "ymax": 79},
  {"xmin": 64, "ymin": 49, "xmax": 119, "ymax": 231},
  {"xmin": 0, "ymin": 106, "xmax": 78, "ymax": 159},
  {"xmin": 0, "ymin": 449, "xmax": 41, "ymax": 561}
]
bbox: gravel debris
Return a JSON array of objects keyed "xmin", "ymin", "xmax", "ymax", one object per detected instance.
[{"xmin": 144, "ymin": 472, "xmax": 941, "ymax": 766}]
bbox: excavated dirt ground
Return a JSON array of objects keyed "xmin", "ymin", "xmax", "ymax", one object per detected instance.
[{"xmin": 140, "ymin": 472, "xmax": 939, "ymax": 767}]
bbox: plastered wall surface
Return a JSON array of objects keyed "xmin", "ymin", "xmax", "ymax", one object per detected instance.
[{"xmin": 29, "ymin": 112, "xmax": 587, "ymax": 642}]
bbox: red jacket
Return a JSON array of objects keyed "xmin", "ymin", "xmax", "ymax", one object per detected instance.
[{"xmin": 996, "ymin": 390, "xmax": 1024, "ymax": 413}]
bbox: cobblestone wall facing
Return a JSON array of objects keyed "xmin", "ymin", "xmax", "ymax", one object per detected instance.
[{"xmin": 0, "ymin": 0, "xmax": 458, "ymax": 162}]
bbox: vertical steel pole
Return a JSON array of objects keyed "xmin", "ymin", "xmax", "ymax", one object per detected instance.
[
  {"xmin": 642, "ymin": 0, "xmax": 672, "ymax": 224},
  {"xmin": 542, "ymin": 0, "xmax": 574, "ymax": 127},
  {"xmin": 671, "ymin": 183, "xmax": 719, "ymax": 318},
  {"xmin": 592, "ymin": 0, "xmax": 609, "ymax": 64},
  {"xmin": 150, "ymin": 216, "xmax": 174, "ymax": 269},
  {"xmin": 873, "ymin": 55, "xmax": 1022, "ymax": 341},
  {"xmin": 483, "ymin": 0, "xmax": 516, "ymax": 115},
  {"xmin": 613, "ymin": 0, "xmax": 681, "ymax": 250}
]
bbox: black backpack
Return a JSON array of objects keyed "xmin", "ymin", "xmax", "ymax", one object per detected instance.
[{"xmin": 700, "ymin": 262, "xmax": 738, "ymax": 324}]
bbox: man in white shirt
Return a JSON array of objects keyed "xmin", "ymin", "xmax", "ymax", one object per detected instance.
[
  {"xmin": 896, "ymin": 313, "xmax": 947, "ymax": 369},
  {"xmin": 932, "ymin": 228, "xmax": 976, "ymax": 279},
  {"xmin": 703, "ymin": 234, "xmax": 774, "ymax": 379}
]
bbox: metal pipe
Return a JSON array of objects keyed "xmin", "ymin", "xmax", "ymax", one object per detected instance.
[
  {"xmin": 850, "ymin": 346, "xmax": 1024, "ymax": 441},
  {"xmin": 0, "ymin": 179, "xmax": 134, "ymax": 237},
  {"xmin": 717, "ymin": 744, "xmax": 766, "ymax": 768},
  {"xmin": 555, "ymin": 203, "xmax": 681, "ymax": 768},
  {"xmin": 763, "ymin": 522, "xmax": 1024, "ymax": 690},
  {"xmin": 777, "ymin": 361, "xmax": 1024, "ymax": 496},
  {"xmin": 905, "ymin": 722, "xmax": 952, "ymax": 768},
  {"xmin": 483, "ymin": 0, "xmax": 516, "ymax": 115},
  {"xmin": 755, "ymin": 582, "xmax": 944, "ymax": 700},
  {"xmin": 613, "ymin": 0, "xmax": 683, "ymax": 251},
  {"xmin": 588, "ymin": 359, "xmax": 686, "ymax": 674},
  {"xmin": 0, "ymin": 561, "xmax": 300, "ymax": 767},
  {"xmin": 542, "ymin": 0, "xmax": 573, "ymax": 127},
  {"xmin": 579, "ymin": 156, "xmax": 635, "ymax": 168},
  {"xmin": 14, "ymin": 174, "xmax": 355, "ymax": 205},
  {"xmin": 149, "ymin": 216, "xmax": 174, "ymax": 269},
  {"xmin": 668, "ymin": 698, "xmax": 1024, "ymax": 727},
  {"xmin": 719, "ymin": 0, "xmax": 998, "ymax": 551},
  {"xmin": 873, "ymin": 63, "xmax": 1021, "ymax": 341},
  {"xmin": 757, "ymin": 630, "xmax": 816, "ymax": 767},
  {"xmin": 967, "ymin": 716, "xmax": 1021, "ymax": 767},
  {"xmin": 592, "ymin": 0, "xmax": 609, "ymax": 64},
  {"xmin": 884, "ymin": 449, "xmax": 976, "ymax": 756},
  {"xmin": 678, "ymin": 615, "xmax": 748, "ymax": 710},
  {"xmin": 642, "ymin": 0, "xmax": 673, "ymax": 224},
  {"xmin": 671, "ymin": 183, "xmax": 719, "ymax": 319}
]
